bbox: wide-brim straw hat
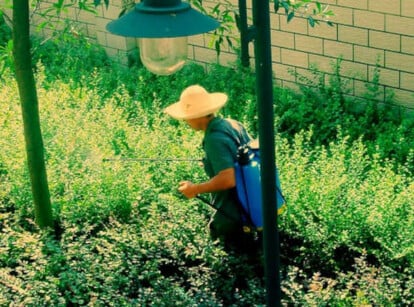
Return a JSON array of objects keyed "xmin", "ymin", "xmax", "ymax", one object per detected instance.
[{"xmin": 164, "ymin": 85, "xmax": 228, "ymax": 120}]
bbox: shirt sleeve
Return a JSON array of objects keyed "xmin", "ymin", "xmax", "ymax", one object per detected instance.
[{"xmin": 204, "ymin": 133, "xmax": 237, "ymax": 176}]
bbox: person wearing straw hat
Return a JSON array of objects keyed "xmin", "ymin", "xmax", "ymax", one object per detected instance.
[{"xmin": 164, "ymin": 84, "xmax": 256, "ymax": 252}]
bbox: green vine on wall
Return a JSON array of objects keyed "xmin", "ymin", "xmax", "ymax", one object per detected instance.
[{"xmin": 274, "ymin": 0, "xmax": 334, "ymax": 27}]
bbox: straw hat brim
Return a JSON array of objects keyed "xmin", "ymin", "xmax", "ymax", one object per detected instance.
[{"xmin": 164, "ymin": 92, "xmax": 227, "ymax": 120}]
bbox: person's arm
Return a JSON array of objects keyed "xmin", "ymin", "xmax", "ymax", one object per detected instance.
[{"xmin": 178, "ymin": 167, "xmax": 235, "ymax": 199}]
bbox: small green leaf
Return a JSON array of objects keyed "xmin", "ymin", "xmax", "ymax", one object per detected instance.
[
  {"xmin": 274, "ymin": 0, "xmax": 280, "ymax": 13},
  {"xmin": 119, "ymin": 8, "xmax": 126, "ymax": 18},
  {"xmin": 7, "ymin": 39, "xmax": 13, "ymax": 50},
  {"xmin": 308, "ymin": 16, "xmax": 315, "ymax": 27},
  {"xmin": 215, "ymin": 40, "xmax": 221, "ymax": 57},
  {"xmin": 281, "ymin": 0, "xmax": 290, "ymax": 14},
  {"xmin": 226, "ymin": 36, "xmax": 233, "ymax": 48},
  {"xmin": 235, "ymin": 13, "xmax": 241, "ymax": 31},
  {"xmin": 287, "ymin": 11, "xmax": 295, "ymax": 23},
  {"xmin": 316, "ymin": 2, "xmax": 322, "ymax": 13}
]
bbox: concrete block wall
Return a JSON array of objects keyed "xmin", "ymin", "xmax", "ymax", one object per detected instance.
[
  {"xmin": 191, "ymin": 0, "xmax": 414, "ymax": 108},
  {"xmin": 24, "ymin": 0, "xmax": 136, "ymax": 65},
  {"xmin": 4, "ymin": 0, "xmax": 413, "ymax": 108},
  {"xmin": 94, "ymin": 0, "xmax": 137, "ymax": 65}
]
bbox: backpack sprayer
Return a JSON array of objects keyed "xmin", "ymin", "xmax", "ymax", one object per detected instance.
[{"xmin": 234, "ymin": 143, "xmax": 286, "ymax": 230}]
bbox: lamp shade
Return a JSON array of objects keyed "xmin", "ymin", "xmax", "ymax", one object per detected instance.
[
  {"xmin": 106, "ymin": 0, "xmax": 220, "ymax": 38},
  {"xmin": 138, "ymin": 37, "xmax": 188, "ymax": 75}
]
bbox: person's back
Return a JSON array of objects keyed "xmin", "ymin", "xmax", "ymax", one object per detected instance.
[{"xmin": 202, "ymin": 117, "xmax": 252, "ymax": 247}]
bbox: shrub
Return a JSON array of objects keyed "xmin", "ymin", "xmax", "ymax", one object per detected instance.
[
  {"xmin": 0, "ymin": 12, "xmax": 11, "ymax": 46},
  {"xmin": 278, "ymin": 129, "xmax": 414, "ymax": 272},
  {"xmin": 281, "ymin": 253, "xmax": 414, "ymax": 306},
  {"xmin": 278, "ymin": 59, "xmax": 414, "ymax": 175},
  {"xmin": 1, "ymin": 36, "xmax": 413, "ymax": 305},
  {"xmin": 0, "ymin": 13, "xmax": 12, "ymax": 78},
  {"xmin": 31, "ymin": 34, "xmax": 111, "ymax": 85},
  {"xmin": 1, "ymin": 70, "xmax": 264, "ymax": 305}
]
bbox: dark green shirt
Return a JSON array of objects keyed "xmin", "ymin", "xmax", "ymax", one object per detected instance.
[{"xmin": 202, "ymin": 117, "xmax": 252, "ymax": 226}]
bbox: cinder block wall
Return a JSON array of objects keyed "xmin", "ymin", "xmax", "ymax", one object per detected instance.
[
  {"xmin": 9, "ymin": 0, "xmax": 414, "ymax": 108},
  {"xmin": 25, "ymin": 0, "xmax": 136, "ymax": 64},
  {"xmin": 189, "ymin": 0, "xmax": 414, "ymax": 109},
  {"xmin": 94, "ymin": 0, "xmax": 137, "ymax": 64}
]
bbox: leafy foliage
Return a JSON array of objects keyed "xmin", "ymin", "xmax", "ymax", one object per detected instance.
[
  {"xmin": 0, "ymin": 11, "xmax": 11, "ymax": 46},
  {"xmin": 278, "ymin": 131, "xmax": 414, "ymax": 271},
  {"xmin": 0, "ymin": 66, "xmax": 263, "ymax": 305},
  {"xmin": 278, "ymin": 59, "xmax": 414, "ymax": 175},
  {"xmin": 0, "ymin": 13, "xmax": 12, "ymax": 78},
  {"xmin": 274, "ymin": 0, "xmax": 335, "ymax": 27},
  {"xmin": 0, "ymin": 32, "xmax": 413, "ymax": 305}
]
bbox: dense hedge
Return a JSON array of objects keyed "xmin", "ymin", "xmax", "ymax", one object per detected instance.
[{"xmin": 0, "ymin": 28, "xmax": 413, "ymax": 305}]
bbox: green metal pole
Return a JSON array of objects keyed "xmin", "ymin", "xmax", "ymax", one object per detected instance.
[
  {"xmin": 238, "ymin": 0, "xmax": 250, "ymax": 67},
  {"xmin": 252, "ymin": 0, "xmax": 281, "ymax": 305}
]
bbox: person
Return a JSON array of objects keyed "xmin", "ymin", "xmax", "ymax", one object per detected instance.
[{"xmin": 164, "ymin": 84, "xmax": 259, "ymax": 253}]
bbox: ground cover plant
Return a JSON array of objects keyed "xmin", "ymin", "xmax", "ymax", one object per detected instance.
[{"xmin": 1, "ymin": 29, "xmax": 413, "ymax": 305}]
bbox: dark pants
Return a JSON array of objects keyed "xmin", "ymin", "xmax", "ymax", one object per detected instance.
[
  {"xmin": 209, "ymin": 211, "xmax": 265, "ymax": 289},
  {"xmin": 209, "ymin": 210, "xmax": 262, "ymax": 256}
]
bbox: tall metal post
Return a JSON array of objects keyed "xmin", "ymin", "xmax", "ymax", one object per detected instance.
[
  {"xmin": 238, "ymin": 0, "xmax": 250, "ymax": 67},
  {"xmin": 252, "ymin": 0, "xmax": 281, "ymax": 305}
]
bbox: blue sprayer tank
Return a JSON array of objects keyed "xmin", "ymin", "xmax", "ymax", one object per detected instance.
[{"xmin": 235, "ymin": 143, "xmax": 286, "ymax": 229}]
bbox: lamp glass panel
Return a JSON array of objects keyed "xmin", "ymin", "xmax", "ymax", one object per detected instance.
[{"xmin": 138, "ymin": 37, "xmax": 187, "ymax": 75}]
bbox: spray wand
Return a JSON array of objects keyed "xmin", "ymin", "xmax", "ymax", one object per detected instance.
[{"xmin": 102, "ymin": 157, "xmax": 202, "ymax": 163}]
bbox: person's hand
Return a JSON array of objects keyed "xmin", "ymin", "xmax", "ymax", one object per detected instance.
[{"xmin": 178, "ymin": 181, "xmax": 198, "ymax": 199}]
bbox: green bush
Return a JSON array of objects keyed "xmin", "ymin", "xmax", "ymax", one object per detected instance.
[
  {"xmin": 278, "ymin": 59, "xmax": 414, "ymax": 175},
  {"xmin": 30, "ymin": 35, "xmax": 414, "ymax": 176},
  {"xmin": 0, "ymin": 13, "xmax": 12, "ymax": 78},
  {"xmin": 278, "ymin": 130, "xmax": 414, "ymax": 271},
  {"xmin": 1, "ymin": 70, "xmax": 264, "ymax": 305},
  {"xmin": 1, "ymin": 36, "xmax": 413, "ymax": 305},
  {"xmin": 281, "ymin": 254, "xmax": 414, "ymax": 306},
  {"xmin": 0, "ymin": 12, "xmax": 11, "ymax": 47}
]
